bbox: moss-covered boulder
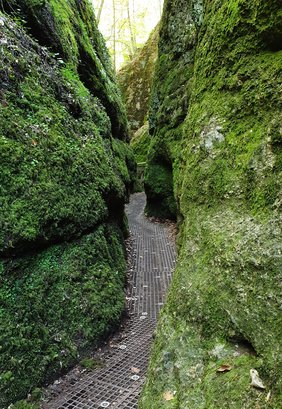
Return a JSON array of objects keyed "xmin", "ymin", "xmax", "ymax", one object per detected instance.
[
  {"xmin": 141, "ymin": 0, "xmax": 282, "ymax": 407},
  {"xmin": 130, "ymin": 123, "xmax": 150, "ymax": 191},
  {"xmin": 117, "ymin": 25, "xmax": 159, "ymax": 134},
  {"xmin": 0, "ymin": 1, "xmax": 135, "ymax": 406},
  {"xmin": 130, "ymin": 123, "xmax": 150, "ymax": 164}
]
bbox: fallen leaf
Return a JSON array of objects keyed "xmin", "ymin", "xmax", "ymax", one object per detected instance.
[
  {"xmin": 163, "ymin": 391, "xmax": 174, "ymax": 401},
  {"xmin": 250, "ymin": 369, "xmax": 266, "ymax": 390},
  {"xmin": 131, "ymin": 367, "xmax": 140, "ymax": 374},
  {"xmin": 265, "ymin": 390, "xmax": 271, "ymax": 402},
  {"xmin": 217, "ymin": 364, "xmax": 233, "ymax": 373}
]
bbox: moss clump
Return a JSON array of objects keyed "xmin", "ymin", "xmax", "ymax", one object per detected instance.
[
  {"xmin": 140, "ymin": 313, "xmax": 277, "ymax": 408},
  {"xmin": 9, "ymin": 388, "xmax": 42, "ymax": 409},
  {"xmin": 130, "ymin": 123, "xmax": 150, "ymax": 164},
  {"xmin": 130, "ymin": 123, "xmax": 150, "ymax": 192},
  {"xmin": 0, "ymin": 224, "xmax": 126, "ymax": 406},
  {"xmin": 145, "ymin": 161, "xmax": 176, "ymax": 219},
  {"xmin": 8, "ymin": 402, "xmax": 39, "ymax": 409},
  {"xmin": 80, "ymin": 358, "xmax": 104, "ymax": 370},
  {"xmin": 1, "ymin": 0, "xmax": 128, "ymax": 140},
  {"xmin": 141, "ymin": 0, "xmax": 282, "ymax": 407},
  {"xmin": 0, "ymin": 6, "xmax": 135, "ymax": 255}
]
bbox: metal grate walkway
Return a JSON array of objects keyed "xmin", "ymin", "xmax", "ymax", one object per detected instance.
[{"xmin": 42, "ymin": 193, "xmax": 176, "ymax": 409}]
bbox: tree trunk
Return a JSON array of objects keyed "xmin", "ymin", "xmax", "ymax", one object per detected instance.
[
  {"xmin": 126, "ymin": 0, "xmax": 137, "ymax": 57},
  {"xmin": 159, "ymin": 0, "xmax": 162, "ymax": 18},
  {"xmin": 96, "ymin": 0, "xmax": 105, "ymax": 24},
  {"xmin": 112, "ymin": 0, "xmax": 116, "ymax": 71}
]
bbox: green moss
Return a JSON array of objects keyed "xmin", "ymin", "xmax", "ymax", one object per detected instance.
[
  {"xmin": 112, "ymin": 138, "xmax": 137, "ymax": 192},
  {"xmin": 129, "ymin": 123, "xmax": 151, "ymax": 192},
  {"xmin": 0, "ymin": 2, "xmax": 135, "ymax": 406},
  {"xmin": 144, "ymin": 126, "xmax": 182, "ymax": 219},
  {"xmin": 9, "ymin": 401, "xmax": 39, "ymax": 409},
  {"xmin": 141, "ymin": 0, "xmax": 282, "ymax": 407},
  {"xmin": 10, "ymin": 387, "xmax": 43, "ymax": 408},
  {"xmin": 0, "ymin": 6, "xmax": 134, "ymax": 254},
  {"xmin": 144, "ymin": 0, "xmax": 198, "ymax": 219},
  {"xmin": 2, "ymin": 0, "xmax": 128, "ymax": 140},
  {"xmin": 130, "ymin": 123, "xmax": 151, "ymax": 163},
  {"xmin": 80, "ymin": 358, "xmax": 104, "ymax": 370},
  {"xmin": 145, "ymin": 161, "xmax": 176, "ymax": 219},
  {"xmin": 0, "ymin": 224, "xmax": 126, "ymax": 406}
]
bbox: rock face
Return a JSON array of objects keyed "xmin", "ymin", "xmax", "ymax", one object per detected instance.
[
  {"xmin": 130, "ymin": 123, "xmax": 150, "ymax": 191},
  {"xmin": 141, "ymin": 0, "xmax": 282, "ymax": 407},
  {"xmin": 130, "ymin": 123, "xmax": 150, "ymax": 164},
  {"xmin": 0, "ymin": 0, "xmax": 135, "ymax": 406},
  {"xmin": 117, "ymin": 25, "xmax": 159, "ymax": 134},
  {"xmin": 144, "ymin": 0, "xmax": 198, "ymax": 219}
]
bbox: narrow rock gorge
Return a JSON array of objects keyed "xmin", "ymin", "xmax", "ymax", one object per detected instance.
[
  {"xmin": 118, "ymin": 25, "xmax": 159, "ymax": 135},
  {"xmin": 117, "ymin": 27, "xmax": 159, "ymax": 190},
  {"xmin": 0, "ymin": 1, "xmax": 135, "ymax": 406},
  {"xmin": 0, "ymin": 0, "xmax": 281, "ymax": 407},
  {"xmin": 141, "ymin": 0, "xmax": 282, "ymax": 407}
]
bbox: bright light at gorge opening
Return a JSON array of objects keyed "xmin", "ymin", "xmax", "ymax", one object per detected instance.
[{"xmin": 92, "ymin": 0, "xmax": 163, "ymax": 70}]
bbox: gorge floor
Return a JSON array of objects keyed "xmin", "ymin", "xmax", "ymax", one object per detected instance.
[{"xmin": 41, "ymin": 193, "xmax": 176, "ymax": 409}]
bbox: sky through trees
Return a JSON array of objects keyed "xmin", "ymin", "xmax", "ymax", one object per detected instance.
[{"xmin": 92, "ymin": 0, "xmax": 163, "ymax": 70}]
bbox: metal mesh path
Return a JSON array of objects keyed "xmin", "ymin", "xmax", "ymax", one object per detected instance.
[{"xmin": 43, "ymin": 193, "xmax": 176, "ymax": 409}]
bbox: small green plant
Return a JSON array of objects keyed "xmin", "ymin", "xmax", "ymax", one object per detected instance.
[
  {"xmin": 9, "ymin": 401, "xmax": 39, "ymax": 409},
  {"xmin": 80, "ymin": 358, "xmax": 104, "ymax": 370}
]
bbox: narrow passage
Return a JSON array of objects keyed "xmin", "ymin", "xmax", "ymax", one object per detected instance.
[{"xmin": 43, "ymin": 193, "xmax": 176, "ymax": 409}]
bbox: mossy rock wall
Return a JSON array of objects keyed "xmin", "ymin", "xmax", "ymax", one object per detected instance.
[
  {"xmin": 0, "ymin": 1, "xmax": 135, "ymax": 406},
  {"xmin": 144, "ymin": 0, "xmax": 200, "ymax": 219},
  {"xmin": 1, "ymin": 0, "xmax": 128, "ymax": 141},
  {"xmin": 130, "ymin": 123, "xmax": 150, "ymax": 191},
  {"xmin": 130, "ymin": 123, "xmax": 150, "ymax": 164},
  {"xmin": 117, "ymin": 25, "xmax": 159, "ymax": 134},
  {"xmin": 141, "ymin": 0, "xmax": 282, "ymax": 407}
]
